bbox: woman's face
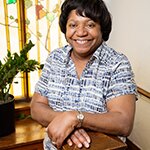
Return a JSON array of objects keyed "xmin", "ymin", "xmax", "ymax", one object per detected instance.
[{"xmin": 66, "ymin": 10, "xmax": 103, "ymax": 58}]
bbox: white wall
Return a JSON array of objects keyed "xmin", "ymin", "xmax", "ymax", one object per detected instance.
[
  {"xmin": 107, "ymin": 0, "xmax": 150, "ymax": 92},
  {"xmin": 104, "ymin": 0, "xmax": 150, "ymax": 149},
  {"xmin": 129, "ymin": 95, "xmax": 150, "ymax": 150}
]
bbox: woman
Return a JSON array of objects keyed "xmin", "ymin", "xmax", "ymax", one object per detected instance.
[{"xmin": 31, "ymin": 0, "xmax": 137, "ymax": 149}]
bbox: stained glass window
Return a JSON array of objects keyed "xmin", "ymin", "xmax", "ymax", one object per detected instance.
[{"xmin": 0, "ymin": 0, "xmax": 66, "ymax": 100}]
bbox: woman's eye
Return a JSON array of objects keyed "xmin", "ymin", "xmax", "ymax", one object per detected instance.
[
  {"xmin": 87, "ymin": 23, "xmax": 95, "ymax": 28},
  {"xmin": 68, "ymin": 23, "xmax": 76, "ymax": 28}
]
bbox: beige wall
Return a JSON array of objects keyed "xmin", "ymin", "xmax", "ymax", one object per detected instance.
[
  {"xmin": 129, "ymin": 95, "xmax": 150, "ymax": 150},
  {"xmin": 104, "ymin": 0, "xmax": 150, "ymax": 149},
  {"xmin": 107, "ymin": 0, "xmax": 150, "ymax": 92}
]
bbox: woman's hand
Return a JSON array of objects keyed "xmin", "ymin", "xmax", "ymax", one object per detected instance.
[
  {"xmin": 47, "ymin": 111, "xmax": 79, "ymax": 148},
  {"xmin": 67, "ymin": 129, "xmax": 91, "ymax": 149}
]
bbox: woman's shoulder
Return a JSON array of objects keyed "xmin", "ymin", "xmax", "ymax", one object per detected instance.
[
  {"xmin": 46, "ymin": 45, "xmax": 72, "ymax": 63},
  {"xmin": 49, "ymin": 45, "xmax": 71, "ymax": 56},
  {"xmin": 101, "ymin": 43, "xmax": 130, "ymax": 67}
]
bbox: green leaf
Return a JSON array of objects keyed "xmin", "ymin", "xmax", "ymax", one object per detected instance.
[{"xmin": 0, "ymin": 40, "xmax": 42, "ymax": 102}]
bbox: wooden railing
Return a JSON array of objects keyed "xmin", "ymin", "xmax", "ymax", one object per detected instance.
[
  {"xmin": 138, "ymin": 87, "xmax": 150, "ymax": 99},
  {"xmin": 0, "ymin": 117, "xmax": 127, "ymax": 150}
]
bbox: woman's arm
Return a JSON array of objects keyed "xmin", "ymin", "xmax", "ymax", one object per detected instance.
[
  {"xmin": 31, "ymin": 92, "xmax": 91, "ymax": 149},
  {"xmin": 30, "ymin": 92, "xmax": 62, "ymax": 127},
  {"xmin": 44, "ymin": 94, "xmax": 135, "ymax": 148},
  {"xmin": 82, "ymin": 94, "xmax": 136, "ymax": 137},
  {"xmin": 31, "ymin": 89, "xmax": 135, "ymax": 148}
]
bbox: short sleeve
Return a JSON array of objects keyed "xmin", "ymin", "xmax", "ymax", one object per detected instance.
[
  {"xmin": 106, "ymin": 54, "xmax": 137, "ymax": 101},
  {"xmin": 34, "ymin": 54, "xmax": 52, "ymax": 97}
]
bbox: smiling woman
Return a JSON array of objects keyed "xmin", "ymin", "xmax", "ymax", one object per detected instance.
[
  {"xmin": 66, "ymin": 10, "xmax": 102, "ymax": 61},
  {"xmin": 30, "ymin": 0, "xmax": 137, "ymax": 149}
]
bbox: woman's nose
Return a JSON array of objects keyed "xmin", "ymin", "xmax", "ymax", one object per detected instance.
[{"xmin": 76, "ymin": 26, "xmax": 88, "ymax": 36}]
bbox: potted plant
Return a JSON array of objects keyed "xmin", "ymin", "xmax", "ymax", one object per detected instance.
[{"xmin": 0, "ymin": 40, "xmax": 42, "ymax": 137}]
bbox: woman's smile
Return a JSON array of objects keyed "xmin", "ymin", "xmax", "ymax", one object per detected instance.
[{"xmin": 66, "ymin": 10, "xmax": 103, "ymax": 58}]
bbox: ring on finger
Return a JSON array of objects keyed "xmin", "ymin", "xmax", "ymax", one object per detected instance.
[{"xmin": 52, "ymin": 141, "xmax": 56, "ymax": 145}]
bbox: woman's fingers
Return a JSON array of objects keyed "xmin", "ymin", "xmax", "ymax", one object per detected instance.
[
  {"xmin": 79, "ymin": 129, "xmax": 91, "ymax": 143},
  {"xmin": 69, "ymin": 129, "xmax": 91, "ymax": 148}
]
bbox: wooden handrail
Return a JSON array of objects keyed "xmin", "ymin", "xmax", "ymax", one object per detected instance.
[
  {"xmin": 138, "ymin": 87, "xmax": 150, "ymax": 99},
  {"xmin": 0, "ymin": 118, "xmax": 127, "ymax": 150}
]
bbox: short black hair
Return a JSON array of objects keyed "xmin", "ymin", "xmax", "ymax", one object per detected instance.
[{"xmin": 59, "ymin": 0, "xmax": 112, "ymax": 41}]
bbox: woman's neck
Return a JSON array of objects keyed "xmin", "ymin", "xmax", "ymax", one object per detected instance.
[{"xmin": 71, "ymin": 51, "xmax": 90, "ymax": 79}]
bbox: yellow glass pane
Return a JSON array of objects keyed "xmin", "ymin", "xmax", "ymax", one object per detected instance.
[
  {"xmin": 0, "ymin": 1, "xmax": 22, "ymax": 98},
  {"xmin": 25, "ymin": 0, "xmax": 67, "ymax": 96},
  {"xmin": 0, "ymin": 0, "xmax": 67, "ymax": 98}
]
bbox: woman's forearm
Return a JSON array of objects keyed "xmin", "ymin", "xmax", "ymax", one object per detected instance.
[{"xmin": 30, "ymin": 93, "xmax": 62, "ymax": 127}]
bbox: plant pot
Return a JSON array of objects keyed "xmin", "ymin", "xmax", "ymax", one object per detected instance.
[{"xmin": 0, "ymin": 95, "xmax": 15, "ymax": 137}]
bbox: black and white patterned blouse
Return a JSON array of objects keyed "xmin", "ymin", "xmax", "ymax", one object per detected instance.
[{"xmin": 35, "ymin": 42, "xmax": 137, "ymax": 149}]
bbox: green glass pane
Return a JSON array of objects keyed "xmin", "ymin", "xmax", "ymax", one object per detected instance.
[{"xmin": 7, "ymin": 0, "xmax": 16, "ymax": 4}]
